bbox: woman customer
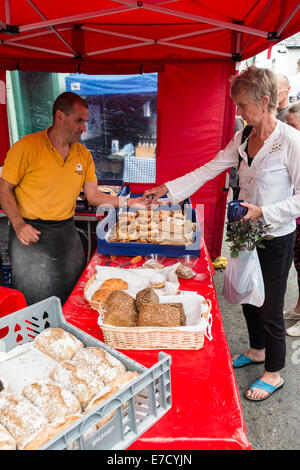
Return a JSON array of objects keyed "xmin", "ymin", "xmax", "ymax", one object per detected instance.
[
  {"xmin": 143, "ymin": 66, "xmax": 300, "ymax": 402},
  {"xmin": 284, "ymin": 101, "xmax": 300, "ymax": 337}
]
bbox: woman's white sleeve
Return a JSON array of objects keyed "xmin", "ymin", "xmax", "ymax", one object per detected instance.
[{"xmin": 165, "ymin": 137, "xmax": 239, "ymax": 204}]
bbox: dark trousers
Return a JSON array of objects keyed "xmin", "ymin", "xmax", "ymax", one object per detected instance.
[
  {"xmin": 9, "ymin": 218, "xmax": 86, "ymax": 306},
  {"xmin": 242, "ymin": 230, "xmax": 296, "ymax": 372},
  {"xmin": 293, "ymin": 224, "xmax": 300, "ymax": 293}
]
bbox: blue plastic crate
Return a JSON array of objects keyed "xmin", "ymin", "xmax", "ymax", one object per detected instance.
[
  {"xmin": 96, "ymin": 193, "xmax": 201, "ymax": 258},
  {"xmin": 75, "ymin": 180, "xmax": 126, "ymax": 214}
]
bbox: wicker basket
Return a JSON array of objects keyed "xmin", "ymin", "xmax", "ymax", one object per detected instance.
[
  {"xmin": 84, "ymin": 274, "xmax": 104, "ymax": 311},
  {"xmin": 100, "ymin": 299, "xmax": 212, "ymax": 350}
]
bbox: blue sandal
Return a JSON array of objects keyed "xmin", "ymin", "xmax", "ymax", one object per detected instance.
[
  {"xmin": 245, "ymin": 378, "xmax": 285, "ymax": 402},
  {"xmin": 233, "ymin": 354, "xmax": 265, "ymax": 369}
]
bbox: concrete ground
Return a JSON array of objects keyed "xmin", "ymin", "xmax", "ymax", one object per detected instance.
[
  {"xmin": 213, "ymin": 227, "xmax": 300, "ymax": 451},
  {"xmin": 0, "ymin": 217, "xmax": 299, "ymax": 450}
]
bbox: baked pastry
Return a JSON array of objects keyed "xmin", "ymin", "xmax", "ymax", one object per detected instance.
[
  {"xmin": 166, "ymin": 302, "xmax": 186, "ymax": 326},
  {"xmin": 0, "ymin": 392, "xmax": 49, "ymax": 450},
  {"xmin": 49, "ymin": 360, "xmax": 106, "ymax": 409},
  {"xmin": 135, "ymin": 287, "xmax": 159, "ymax": 312},
  {"xmin": 0, "ymin": 422, "xmax": 16, "ymax": 450},
  {"xmin": 138, "ymin": 303, "xmax": 181, "ymax": 327},
  {"xmin": 22, "ymin": 379, "xmax": 81, "ymax": 423},
  {"xmin": 85, "ymin": 371, "xmax": 139, "ymax": 416},
  {"xmin": 92, "ymin": 288, "xmax": 115, "ymax": 302},
  {"xmin": 33, "ymin": 328, "xmax": 84, "ymax": 362},
  {"xmin": 72, "ymin": 347, "xmax": 126, "ymax": 384},
  {"xmin": 105, "ymin": 290, "xmax": 136, "ymax": 311},
  {"xmin": 175, "ymin": 263, "xmax": 196, "ymax": 279},
  {"xmin": 103, "ymin": 304, "xmax": 138, "ymax": 327},
  {"xmin": 100, "ymin": 278, "xmax": 128, "ymax": 291}
]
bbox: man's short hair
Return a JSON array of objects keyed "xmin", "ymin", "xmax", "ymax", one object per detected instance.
[{"xmin": 52, "ymin": 92, "xmax": 88, "ymax": 122}]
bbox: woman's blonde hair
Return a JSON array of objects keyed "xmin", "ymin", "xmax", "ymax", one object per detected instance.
[{"xmin": 230, "ymin": 66, "xmax": 278, "ymax": 113}]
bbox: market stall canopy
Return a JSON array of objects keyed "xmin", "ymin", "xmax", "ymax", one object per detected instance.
[
  {"xmin": 0, "ymin": 0, "xmax": 300, "ymax": 72},
  {"xmin": 65, "ymin": 73, "xmax": 158, "ymax": 95}
]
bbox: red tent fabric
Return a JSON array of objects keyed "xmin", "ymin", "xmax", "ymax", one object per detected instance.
[{"xmin": 0, "ymin": 1, "xmax": 299, "ymax": 256}]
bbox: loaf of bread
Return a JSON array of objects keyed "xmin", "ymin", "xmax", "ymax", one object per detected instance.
[
  {"xmin": 72, "ymin": 347, "xmax": 126, "ymax": 384},
  {"xmin": 104, "ymin": 290, "xmax": 136, "ymax": 311},
  {"xmin": 0, "ymin": 392, "xmax": 49, "ymax": 450},
  {"xmin": 22, "ymin": 379, "xmax": 82, "ymax": 423},
  {"xmin": 33, "ymin": 328, "xmax": 84, "ymax": 362},
  {"xmin": 138, "ymin": 303, "xmax": 181, "ymax": 327},
  {"xmin": 103, "ymin": 304, "xmax": 138, "ymax": 327},
  {"xmin": 166, "ymin": 302, "xmax": 186, "ymax": 326},
  {"xmin": 0, "ymin": 422, "xmax": 16, "ymax": 450},
  {"xmin": 85, "ymin": 371, "xmax": 139, "ymax": 416},
  {"xmin": 49, "ymin": 360, "xmax": 106, "ymax": 409},
  {"xmin": 135, "ymin": 287, "xmax": 159, "ymax": 312}
]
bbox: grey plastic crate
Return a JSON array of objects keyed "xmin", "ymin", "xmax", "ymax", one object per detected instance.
[{"xmin": 0, "ymin": 296, "xmax": 172, "ymax": 450}]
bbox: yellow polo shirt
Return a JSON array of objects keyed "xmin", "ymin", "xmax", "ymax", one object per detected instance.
[{"xmin": 2, "ymin": 129, "xmax": 97, "ymax": 220}]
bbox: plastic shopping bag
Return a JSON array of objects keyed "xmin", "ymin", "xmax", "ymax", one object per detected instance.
[{"xmin": 222, "ymin": 248, "xmax": 265, "ymax": 307}]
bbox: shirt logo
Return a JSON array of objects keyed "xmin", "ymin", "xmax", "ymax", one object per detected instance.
[{"xmin": 75, "ymin": 163, "xmax": 83, "ymax": 175}]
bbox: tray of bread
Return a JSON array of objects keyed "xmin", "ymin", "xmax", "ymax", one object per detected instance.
[
  {"xmin": 96, "ymin": 195, "xmax": 201, "ymax": 257},
  {"xmin": 83, "ymin": 264, "xmax": 212, "ymax": 350},
  {"xmin": 0, "ymin": 297, "xmax": 171, "ymax": 450}
]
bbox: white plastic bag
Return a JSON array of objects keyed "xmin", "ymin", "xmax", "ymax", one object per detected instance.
[{"xmin": 222, "ymin": 248, "xmax": 265, "ymax": 307}]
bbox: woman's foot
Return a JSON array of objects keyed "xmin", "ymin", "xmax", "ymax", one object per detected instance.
[
  {"xmin": 245, "ymin": 371, "xmax": 282, "ymax": 400},
  {"xmin": 283, "ymin": 308, "xmax": 300, "ymax": 320},
  {"xmin": 232, "ymin": 348, "xmax": 265, "ymax": 365}
]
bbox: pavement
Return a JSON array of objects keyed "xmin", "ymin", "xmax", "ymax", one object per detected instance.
[{"xmin": 213, "ymin": 229, "xmax": 300, "ymax": 451}]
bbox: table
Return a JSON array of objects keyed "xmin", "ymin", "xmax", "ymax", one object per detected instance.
[
  {"xmin": 0, "ymin": 286, "xmax": 27, "ymax": 318},
  {"xmin": 63, "ymin": 240, "xmax": 251, "ymax": 450}
]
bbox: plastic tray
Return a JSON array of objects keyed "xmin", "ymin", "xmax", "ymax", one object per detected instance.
[
  {"xmin": 0, "ymin": 296, "xmax": 172, "ymax": 450},
  {"xmin": 75, "ymin": 180, "xmax": 126, "ymax": 214},
  {"xmin": 96, "ymin": 193, "xmax": 201, "ymax": 257}
]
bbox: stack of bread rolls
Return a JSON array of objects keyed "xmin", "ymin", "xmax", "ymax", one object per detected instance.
[{"xmin": 0, "ymin": 328, "xmax": 138, "ymax": 450}]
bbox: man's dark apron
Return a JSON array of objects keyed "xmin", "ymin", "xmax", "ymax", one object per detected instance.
[{"xmin": 8, "ymin": 218, "xmax": 86, "ymax": 306}]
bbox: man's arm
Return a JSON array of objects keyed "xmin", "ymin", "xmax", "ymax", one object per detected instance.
[
  {"xmin": 83, "ymin": 181, "xmax": 150, "ymax": 209},
  {"xmin": 0, "ymin": 178, "xmax": 41, "ymax": 245}
]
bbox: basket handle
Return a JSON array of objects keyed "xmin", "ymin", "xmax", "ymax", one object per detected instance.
[{"xmin": 202, "ymin": 298, "xmax": 212, "ymax": 319}]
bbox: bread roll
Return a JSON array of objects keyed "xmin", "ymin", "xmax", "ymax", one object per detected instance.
[
  {"xmin": 22, "ymin": 379, "xmax": 81, "ymax": 423},
  {"xmin": 138, "ymin": 303, "xmax": 181, "ymax": 327},
  {"xmin": 33, "ymin": 328, "xmax": 84, "ymax": 362},
  {"xmin": 135, "ymin": 287, "xmax": 159, "ymax": 312},
  {"xmin": 0, "ymin": 392, "xmax": 48, "ymax": 450},
  {"xmin": 92, "ymin": 288, "xmax": 115, "ymax": 302},
  {"xmin": 72, "ymin": 347, "xmax": 126, "ymax": 384},
  {"xmin": 49, "ymin": 361, "xmax": 106, "ymax": 409},
  {"xmin": 0, "ymin": 423, "xmax": 16, "ymax": 450}
]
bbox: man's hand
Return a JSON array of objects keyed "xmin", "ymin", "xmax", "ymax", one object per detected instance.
[
  {"xmin": 142, "ymin": 184, "xmax": 168, "ymax": 204},
  {"xmin": 15, "ymin": 222, "xmax": 41, "ymax": 246},
  {"xmin": 240, "ymin": 202, "xmax": 263, "ymax": 221}
]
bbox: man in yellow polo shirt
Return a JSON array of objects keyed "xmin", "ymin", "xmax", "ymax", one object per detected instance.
[{"xmin": 0, "ymin": 92, "xmax": 148, "ymax": 305}]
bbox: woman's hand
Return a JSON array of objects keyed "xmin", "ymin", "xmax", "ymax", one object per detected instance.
[
  {"xmin": 240, "ymin": 202, "xmax": 263, "ymax": 221},
  {"xmin": 142, "ymin": 184, "xmax": 168, "ymax": 203},
  {"xmin": 128, "ymin": 196, "xmax": 152, "ymax": 209}
]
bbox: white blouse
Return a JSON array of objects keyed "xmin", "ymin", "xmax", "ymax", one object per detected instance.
[{"xmin": 165, "ymin": 120, "xmax": 300, "ymax": 237}]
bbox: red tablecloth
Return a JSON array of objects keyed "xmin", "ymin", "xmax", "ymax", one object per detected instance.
[
  {"xmin": 63, "ymin": 240, "xmax": 251, "ymax": 450},
  {"xmin": 0, "ymin": 286, "xmax": 27, "ymax": 318}
]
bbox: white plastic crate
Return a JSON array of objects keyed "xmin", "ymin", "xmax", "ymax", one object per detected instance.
[{"xmin": 0, "ymin": 296, "xmax": 172, "ymax": 450}]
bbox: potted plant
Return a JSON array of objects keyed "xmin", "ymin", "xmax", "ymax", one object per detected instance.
[{"xmin": 225, "ymin": 219, "xmax": 273, "ymax": 258}]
